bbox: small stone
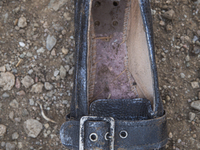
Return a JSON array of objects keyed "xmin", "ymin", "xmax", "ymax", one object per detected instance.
[
  {"xmin": 162, "ymin": 9, "xmax": 175, "ymax": 20},
  {"xmin": 69, "ymin": 67, "xmax": 74, "ymax": 75},
  {"xmin": 177, "ymin": 139, "xmax": 181, "ymax": 143},
  {"xmin": 0, "ymin": 124, "xmax": 6, "ymax": 136},
  {"xmin": 51, "ymin": 49, "xmax": 56, "ymax": 56},
  {"xmin": 44, "ymin": 123, "xmax": 49, "ymax": 129},
  {"xmin": 192, "ymin": 46, "xmax": 200, "ymax": 55},
  {"xmin": 15, "ymin": 77, "xmax": 20, "ymax": 89},
  {"xmin": 30, "ymin": 82, "xmax": 43, "ymax": 93},
  {"xmin": 46, "ymin": 35, "xmax": 57, "ymax": 51},
  {"xmin": 159, "ymin": 20, "xmax": 165, "ymax": 26},
  {"xmin": 26, "ymin": 52, "xmax": 33, "ymax": 57},
  {"xmin": 169, "ymin": 132, "xmax": 173, "ymax": 138},
  {"xmin": 23, "ymin": 119, "xmax": 43, "ymax": 138},
  {"xmin": 180, "ymin": 73, "xmax": 185, "ymax": 78},
  {"xmin": 0, "ymin": 72, "xmax": 15, "ymax": 91},
  {"xmin": 28, "ymin": 69, "xmax": 33, "ymax": 75},
  {"xmin": 12, "ymin": 132, "xmax": 19, "ymax": 140},
  {"xmin": 2, "ymin": 92, "xmax": 9, "ymax": 98},
  {"xmin": 9, "ymin": 111, "xmax": 14, "ymax": 120},
  {"xmin": 54, "ymin": 70, "xmax": 59, "ymax": 77},
  {"xmin": 185, "ymin": 55, "xmax": 190, "ymax": 61},
  {"xmin": 189, "ymin": 112, "xmax": 196, "ymax": 121},
  {"xmin": 18, "ymin": 16, "xmax": 27, "ymax": 28},
  {"xmin": 60, "ymin": 65, "xmax": 67, "ymax": 79},
  {"xmin": 6, "ymin": 142, "xmax": 15, "ymax": 150},
  {"xmin": 62, "ymin": 47, "xmax": 69, "ymax": 55},
  {"xmin": 61, "ymin": 30, "xmax": 66, "ymax": 35},
  {"xmin": 21, "ymin": 75, "xmax": 34, "ymax": 88},
  {"xmin": 18, "ymin": 142, "xmax": 23, "ymax": 149},
  {"xmin": 19, "ymin": 42, "xmax": 25, "ymax": 47},
  {"xmin": 0, "ymin": 66, "xmax": 6, "ymax": 72},
  {"xmin": 166, "ymin": 24, "xmax": 172, "ymax": 31},
  {"xmin": 191, "ymin": 81, "xmax": 199, "ymax": 89},
  {"xmin": 63, "ymin": 12, "xmax": 71, "ymax": 21},
  {"xmin": 191, "ymin": 100, "xmax": 200, "ymax": 111},
  {"xmin": 37, "ymin": 47, "xmax": 45, "ymax": 53},
  {"xmin": 9, "ymin": 99, "xmax": 19, "ymax": 108},
  {"xmin": 29, "ymin": 99, "xmax": 34, "ymax": 105},
  {"xmin": 44, "ymin": 82, "xmax": 53, "ymax": 90},
  {"xmin": 1, "ymin": 141, "xmax": 6, "ymax": 147},
  {"xmin": 16, "ymin": 90, "xmax": 26, "ymax": 96},
  {"xmin": 197, "ymin": 30, "xmax": 200, "ymax": 36}
]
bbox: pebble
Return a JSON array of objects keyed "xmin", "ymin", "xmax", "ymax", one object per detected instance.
[
  {"xmin": 0, "ymin": 72, "xmax": 15, "ymax": 91},
  {"xmin": 166, "ymin": 24, "xmax": 172, "ymax": 31},
  {"xmin": 63, "ymin": 12, "xmax": 71, "ymax": 21},
  {"xmin": 62, "ymin": 47, "xmax": 69, "ymax": 55},
  {"xmin": 23, "ymin": 119, "xmax": 43, "ymax": 138},
  {"xmin": 162, "ymin": 9, "xmax": 175, "ymax": 20},
  {"xmin": 16, "ymin": 90, "xmax": 26, "ymax": 96},
  {"xmin": 21, "ymin": 75, "xmax": 34, "ymax": 88},
  {"xmin": 54, "ymin": 70, "xmax": 59, "ymax": 77},
  {"xmin": 18, "ymin": 142, "xmax": 23, "ymax": 149},
  {"xmin": 19, "ymin": 42, "xmax": 25, "ymax": 47},
  {"xmin": 185, "ymin": 55, "xmax": 190, "ymax": 61},
  {"xmin": 169, "ymin": 132, "xmax": 173, "ymax": 138},
  {"xmin": 6, "ymin": 142, "xmax": 16, "ymax": 150},
  {"xmin": 9, "ymin": 111, "xmax": 14, "ymax": 120},
  {"xmin": 12, "ymin": 132, "xmax": 19, "ymax": 140},
  {"xmin": 191, "ymin": 100, "xmax": 200, "ymax": 111},
  {"xmin": 0, "ymin": 124, "xmax": 6, "ymax": 136},
  {"xmin": 46, "ymin": 35, "xmax": 57, "ymax": 51},
  {"xmin": 159, "ymin": 20, "xmax": 165, "ymax": 26},
  {"xmin": 180, "ymin": 73, "xmax": 185, "ymax": 79},
  {"xmin": 69, "ymin": 67, "xmax": 74, "ymax": 75},
  {"xmin": 1, "ymin": 141, "xmax": 6, "ymax": 147},
  {"xmin": 15, "ymin": 77, "xmax": 20, "ymax": 89},
  {"xmin": 37, "ymin": 47, "xmax": 45, "ymax": 53},
  {"xmin": 44, "ymin": 82, "xmax": 53, "ymax": 90},
  {"xmin": 29, "ymin": 99, "xmax": 34, "ymax": 105},
  {"xmin": 26, "ymin": 52, "xmax": 33, "ymax": 57},
  {"xmin": 18, "ymin": 16, "xmax": 27, "ymax": 28},
  {"xmin": 60, "ymin": 65, "xmax": 67, "ymax": 79},
  {"xmin": 9, "ymin": 99, "xmax": 19, "ymax": 108},
  {"xmin": 0, "ymin": 66, "xmax": 6, "ymax": 72},
  {"xmin": 2, "ymin": 92, "xmax": 9, "ymax": 98},
  {"xmin": 48, "ymin": 0, "xmax": 68, "ymax": 11},
  {"xmin": 30, "ymin": 82, "xmax": 43, "ymax": 93},
  {"xmin": 51, "ymin": 49, "xmax": 56, "ymax": 56},
  {"xmin": 44, "ymin": 123, "xmax": 49, "ymax": 129},
  {"xmin": 192, "ymin": 46, "xmax": 200, "ymax": 55},
  {"xmin": 28, "ymin": 69, "xmax": 33, "ymax": 75},
  {"xmin": 191, "ymin": 81, "xmax": 199, "ymax": 89},
  {"xmin": 189, "ymin": 112, "xmax": 196, "ymax": 121}
]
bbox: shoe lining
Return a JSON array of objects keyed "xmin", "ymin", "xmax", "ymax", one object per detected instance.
[{"xmin": 88, "ymin": 0, "xmax": 154, "ymax": 104}]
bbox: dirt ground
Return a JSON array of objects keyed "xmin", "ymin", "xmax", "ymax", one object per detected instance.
[{"xmin": 0, "ymin": 0, "xmax": 200, "ymax": 150}]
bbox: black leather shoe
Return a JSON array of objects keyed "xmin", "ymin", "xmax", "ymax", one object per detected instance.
[{"xmin": 60, "ymin": 0, "xmax": 168, "ymax": 149}]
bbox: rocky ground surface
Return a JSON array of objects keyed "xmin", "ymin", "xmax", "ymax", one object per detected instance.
[{"xmin": 0, "ymin": 0, "xmax": 200, "ymax": 150}]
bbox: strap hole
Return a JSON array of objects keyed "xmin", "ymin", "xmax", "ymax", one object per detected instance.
[
  {"xmin": 94, "ymin": 21, "xmax": 100, "ymax": 26},
  {"xmin": 89, "ymin": 133, "xmax": 98, "ymax": 142},
  {"xmin": 119, "ymin": 130, "xmax": 128, "ymax": 139},
  {"xmin": 112, "ymin": 21, "xmax": 118, "ymax": 26},
  {"xmin": 113, "ymin": 1, "xmax": 119, "ymax": 6},
  {"xmin": 94, "ymin": 1, "xmax": 101, "ymax": 7}
]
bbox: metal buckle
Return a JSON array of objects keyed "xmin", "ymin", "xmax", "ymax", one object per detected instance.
[{"xmin": 79, "ymin": 116, "xmax": 115, "ymax": 150}]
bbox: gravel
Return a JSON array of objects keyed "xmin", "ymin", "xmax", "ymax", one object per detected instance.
[
  {"xmin": 23, "ymin": 119, "xmax": 43, "ymax": 138},
  {"xmin": 30, "ymin": 82, "xmax": 44, "ymax": 93},
  {"xmin": 46, "ymin": 35, "xmax": 57, "ymax": 51},
  {"xmin": 0, "ymin": 124, "xmax": 6, "ymax": 136},
  {"xmin": 18, "ymin": 16, "xmax": 27, "ymax": 28},
  {"xmin": 0, "ymin": 72, "xmax": 15, "ymax": 91},
  {"xmin": 21, "ymin": 75, "xmax": 34, "ymax": 88}
]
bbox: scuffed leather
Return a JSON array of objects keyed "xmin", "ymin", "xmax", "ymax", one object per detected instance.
[
  {"xmin": 60, "ymin": 105, "xmax": 168, "ymax": 149},
  {"xmin": 90, "ymin": 98, "xmax": 154, "ymax": 120}
]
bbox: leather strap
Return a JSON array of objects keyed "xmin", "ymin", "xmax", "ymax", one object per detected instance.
[{"xmin": 60, "ymin": 113, "xmax": 167, "ymax": 150}]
